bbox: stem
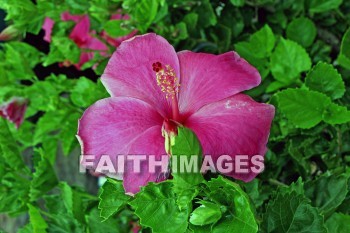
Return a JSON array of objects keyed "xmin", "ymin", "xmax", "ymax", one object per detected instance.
[
  {"xmin": 268, "ymin": 178, "xmax": 288, "ymax": 187},
  {"xmin": 336, "ymin": 126, "xmax": 346, "ymax": 171},
  {"xmin": 337, "ymin": 126, "xmax": 342, "ymax": 156}
]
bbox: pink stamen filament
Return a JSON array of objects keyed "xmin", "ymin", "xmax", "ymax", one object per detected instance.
[
  {"xmin": 171, "ymin": 95, "xmax": 180, "ymax": 122},
  {"xmin": 153, "ymin": 62, "xmax": 180, "ymax": 122}
]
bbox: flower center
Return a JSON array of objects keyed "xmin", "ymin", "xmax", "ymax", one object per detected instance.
[
  {"xmin": 162, "ymin": 119, "xmax": 178, "ymax": 155},
  {"xmin": 152, "ymin": 62, "xmax": 180, "ymax": 122},
  {"xmin": 152, "ymin": 62, "xmax": 180, "ymax": 99}
]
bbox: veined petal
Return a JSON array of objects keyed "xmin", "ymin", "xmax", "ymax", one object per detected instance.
[
  {"xmin": 123, "ymin": 126, "xmax": 168, "ymax": 194},
  {"xmin": 101, "ymin": 33, "xmax": 180, "ymax": 118},
  {"xmin": 69, "ymin": 15, "xmax": 90, "ymax": 45},
  {"xmin": 185, "ymin": 94, "xmax": 275, "ymax": 182},
  {"xmin": 82, "ymin": 36, "xmax": 108, "ymax": 51},
  {"xmin": 177, "ymin": 51, "xmax": 261, "ymax": 118},
  {"xmin": 77, "ymin": 97, "xmax": 164, "ymax": 175}
]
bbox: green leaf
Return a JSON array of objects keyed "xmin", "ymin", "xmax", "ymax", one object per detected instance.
[
  {"xmin": 65, "ymin": 0, "xmax": 90, "ymax": 13},
  {"xmin": 47, "ymin": 214, "xmax": 85, "ymax": 233},
  {"xmin": 276, "ymin": 89, "xmax": 331, "ymax": 128},
  {"xmin": 190, "ymin": 201, "xmax": 222, "ymax": 226},
  {"xmin": 195, "ymin": 0, "xmax": 217, "ymax": 28},
  {"xmin": 87, "ymin": 207, "xmax": 129, "ymax": 233},
  {"xmin": 175, "ymin": 22, "xmax": 189, "ymax": 41},
  {"xmin": 29, "ymin": 150, "xmax": 58, "ymax": 201},
  {"xmin": 123, "ymin": 0, "xmax": 159, "ymax": 32},
  {"xmin": 60, "ymin": 182, "xmax": 75, "ymax": 215},
  {"xmin": 130, "ymin": 182, "xmax": 189, "ymax": 233},
  {"xmin": 60, "ymin": 112, "xmax": 80, "ymax": 156},
  {"xmin": 34, "ymin": 111, "xmax": 64, "ymax": 145},
  {"xmin": 309, "ymin": 0, "xmax": 343, "ymax": 13},
  {"xmin": 44, "ymin": 36, "xmax": 81, "ymax": 66},
  {"xmin": 325, "ymin": 213, "xmax": 350, "ymax": 233},
  {"xmin": 288, "ymin": 141, "xmax": 310, "ymax": 178},
  {"xmin": 220, "ymin": 7, "xmax": 244, "ymax": 37},
  {"xmin": 183, "ymin": 13, "xmax": 198, "ymax": 33},
  {"xmin": 58, "ymin": 182, "xmax": 91, "ymax": 224},
  {"xmin": 270, "ymin": 38, "xmax": 311, "ymax": 84},
  {"xmin": 25, "ymin": 81, "xmax": 60, "ymax": 114},
  {"xmin": 177, "ymin": 188, "xmax": 199, "ymax": 211},
  {"xmin": 17, "ymin": 224, "xmax": 32, "ymax": 233},
  {"xmin": 323, "ymin": 103, "xmax": 350, "ymax": 125},
  {"xmin": 3, "ymin": 42, "xmax": 42, "ymax": 80},
  {"xmin": 230, "ymin": 0, "xmax": 245, "ymax": 7},
  {"xmin": 279, "ymin": 177, "xmax": 305, "ymax": 196},
  {"xmin": 276, "ymin": 88, "xmax": 350, "ymax": 127},
  {"xmin": 235, "ymin": 24, "xmax": 275, "ymax": 59},
  {"xmin": 0, "ymin": 172, "xmax": 30, "ymax": 215},
  {"xmin": 235, "ymin": 25, "xmax": 274, "ymax": 79},
  {"xmin": 43, "ymin": 194, "xmax": 85, "ymax": 232},
  {"xmin": 337, "ymin": 28, "xmax": 350, "ymax": 69},
  {"xmin": 171, "ymin": 127, "xmax": 204, "ymax": 193},
  {"xmin": 28, "ymin": 204, "xmax": 48, "ymax": 233},
  {"xmin": 305, "ymin": 62, "xmax": 345, "ymax": 99},
  {"xmin": 250, "ymin": 24, "xmax": 276, "ymax": 58},
  {"xmin": 263, "ymin": 191, "xmax": 327, "ymax": 233},
  {"xmin": 70, "ymin": 78, "xmax": 108, "ymax": 108},
  {"xmin": 0, "ymin": 118, "xmax": 26, "ymax": 170},
  {"xmin": 0, "ymin": 0, "xmax": 44, "ymax": 34},
  {"xmin": 286, "ymin": 17, "xmax": 317, "ymax": 47},
  {"xmin": 235, "ymin": 42, "xmax": 270, "ymax": 79},
  {"xmin": 33, "ymin": 108, "xmax": 80, "ymax": 156},
  {"xmin": 98, "ymin": 179, "xmax": 130, "ymax": 221},
  {"xmin": 104, "ymin": 19, "xmax": 133, "ymax": 37},
  {"xmin": 305, "ymin": 173, "xmax": 349, "ymax": 216},
  {"xmin": 207, "ymin": 176, "xmax": 258, "ymax": 233},
  {"xmin": 242, "ymin": 179, "xmax": 269, "ymax": 208}
]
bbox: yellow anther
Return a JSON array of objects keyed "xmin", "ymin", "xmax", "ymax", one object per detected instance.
[{"xmin": 154, "ymin": 64, "xmax": 180, "ymax": 99}]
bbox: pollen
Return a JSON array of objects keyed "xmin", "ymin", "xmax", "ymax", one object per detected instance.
[{"xmin": 152, "ymin": 62, "xmax": 180, "ymax": 99}]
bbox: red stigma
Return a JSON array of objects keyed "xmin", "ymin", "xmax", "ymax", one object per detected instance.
[{"xmin": 152, "ymin": 62, "xmax": 163, "ymax": 72}]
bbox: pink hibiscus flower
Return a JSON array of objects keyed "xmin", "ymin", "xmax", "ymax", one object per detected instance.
[
  {"xmin": 77, "ymin": 33, "xmax": 275, "ymax": 194},
  {"xmin": 0, "ymin": 98, "xmax": 28, "ymax": 128},
  {"xmin": 64, "ymin": 13, "xmax": 108, "ymax": 70},
  {"xmin": 43, "ymin": 13, "xmax": 108, "ymax": 70}
]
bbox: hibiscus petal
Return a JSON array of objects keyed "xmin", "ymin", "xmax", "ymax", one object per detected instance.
[
  {"xmin": 123, "ymin": 125, "xmax": 168, "ymax": 194},
  {"xmin": 82, "ymin": 36, "xmax": 108, "ymax": 51},
  {"xmin": 77, "ymin": 97, "xmax": 165, "ymax": 187},
  {"xmin": 69, "ymin": 15, "xmax": 90, "ymax": 45},
  {"xmin": 74, "ymin": 52, "xmax": 92, "ymax": 70},
  {"xmin": 61, "ymin": 11, "xmax": 83, "ymax": 23},
  {"xmin": 185, "ymin": 94, "xmax": 275, "ymax": 182},
  {"xmin": 74, "ymin": 36, "xmax": 108, "ymax": 70},
  {"xmin": 0, "ymin": 98, "xmax": 27, "ymax": 128},
  {"xmin": 42, "ymin": 17, "xmax": 54, "ymax": 43},
  {"xmin": 177, "ymin": 51, "xmax": 261, "ymax": 118},
  {"xmin": 101, "ymin": 33, "xmax": 180, "ymax": 118}
]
